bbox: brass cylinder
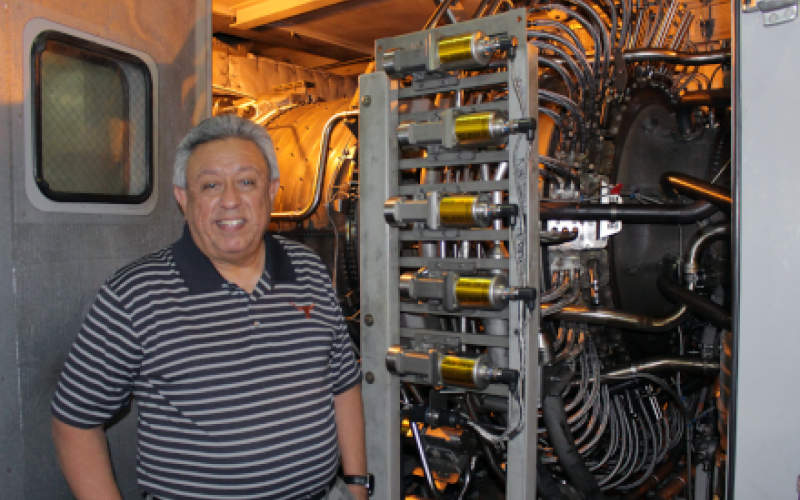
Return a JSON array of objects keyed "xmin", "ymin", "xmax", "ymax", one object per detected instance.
[
  {"xmin": 437, "ymin": 31, "xmax": 491, "ymax": 71},
  {"xmin": 455, "ymin": 275, "xmax": 508, "ymax": 310},
  {"xmin": 440, "ymin": 355, "xmax": 482, "ymax": 389},
  {"xmin": 453, "ymin": 112, "xmax": 506, "ymax": 147},
  {"xmin": 439, "ymin": 196, "xmax": 478, "ymax": 227}
]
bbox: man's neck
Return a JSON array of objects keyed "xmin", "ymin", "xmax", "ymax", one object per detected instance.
[{"xmin": 212, "ymin": 245, "xmax": 266, "ymax": 294}]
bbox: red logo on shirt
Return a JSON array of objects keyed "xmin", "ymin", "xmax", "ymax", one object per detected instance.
[{"xmin": 291, "ymin": 303, "xmax": 314, "ymax": 319}]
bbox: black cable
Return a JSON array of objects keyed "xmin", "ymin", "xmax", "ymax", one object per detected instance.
[{"xmin": 605, "ymin": 373, "xmax": 693, "ymax": 500}]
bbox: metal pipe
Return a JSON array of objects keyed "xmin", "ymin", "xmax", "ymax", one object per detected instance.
[
  {"xmin": 654, "ymin": 0, "xmax": 680, "ymax": 47},
  {"xmin": 471, "ymin": 0, "xmax": 492, "ymax": 18},
  {"xmin": 684, "ymin": 223, "xmax": 731, "ymax": 289},
  {"xmin": 271, "ymin": 110, "xmax": 358, "ymax": 222},
  {"xmin": 424, "ymin": 0, "xmax": 456, "ymax": 29},
  {"xmin": 670, "ymin": 12, "xmax": 694, "ymax": 50},
  {"xmin": 550, "ymin": 304, "xmax": 689, "ymax": 332},
  {"xmin": 540, "ymin": 200, "xmax": 717, "ymax": 224},
  {"xmin": 602, "ymin": 356, "xmax": 720, "ymax": 378},
  {"xmin": 660, "ymin": 171, "xmax": 732, "ymax": 210},
  {"xmin": 680, "ymin": 88, "xmax": 732, "ymax": 108},
  {"xmin": 623, "ymin": 48, "xmax": 730, "ymax": 65}
]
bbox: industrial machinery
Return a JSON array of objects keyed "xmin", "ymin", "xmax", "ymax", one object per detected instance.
[{"xmin": 236, "ymin": 1, "xmax": 733, "ymax": 498}]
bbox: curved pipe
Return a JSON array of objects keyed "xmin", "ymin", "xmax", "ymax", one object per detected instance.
[
  {"xmin": 623, "ymin": 48, "xmax": 731, "ymax": 65},
  {"xmin": 602, "ymin": 356, "xmax": 720, "ymax": 379},
  {"xmin": 549, "ymin": 304, "xmax": 689, "ymax": 332},
  {"xmin": 271, "ymin": 110, "xmax": 359, "ymax": 222},
  {"xmin": 684, "ymin": 223, "xmax": 731, "ymax": 286},
  {"xmin": 657, "ymin": 266, "xmax": 733, "ymax": 330},
  {"xmin": 540, "ymin": 200, "xmax": 717, "ymax": 224},
  {"xmin": 540, "ymin": 155, "xmax": 580, "ymax": 188},
  {"xmin": 660, "ymin": 171, "xmax": 732, "ymax": 211}
]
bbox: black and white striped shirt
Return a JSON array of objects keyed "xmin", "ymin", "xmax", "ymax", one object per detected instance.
[{"xmin": 52, "ymin": 227, "xmax": 361, "ymax": 500}]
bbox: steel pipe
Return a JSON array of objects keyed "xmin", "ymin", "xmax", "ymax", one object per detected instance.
[
  {"xmin": 660, "ymin": 171, "xmax": 732, "ymax": 211},
  {"xmin": 550, "ymin": 304, "xmax": 689, "ymax": 332},
  {"xmin": 623, "ymin": 48, "xmax": 731, "ymax": 65},
  {"xmin": 540, "ymin": 200, "xmax": 717, "ymax": 224},
  {"xmin": 684, "ymin": 223, "xmax": 731, "ymax": 288},
  {"xmin": 271, "ymin": 110, "xmax": 358, "ymax": 222},
  {"xmin": 602, "ymin": 356, "xmax": 720, "ymax": 378}
]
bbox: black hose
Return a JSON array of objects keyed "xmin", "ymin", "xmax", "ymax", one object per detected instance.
[
  {"xmin": 542, "ymin": 365, "xmax": 605, "ymax": 500},
  {"xmin": 540, "ymin": 200, "xmax": 717, "ymax": 224},
  {"xmin": 537, "ymin": 455, "xmax": 567, "ymax": 500},
  {"xmin": 657, "ymin": 266, "xmax": 732, "ymax": 330}
]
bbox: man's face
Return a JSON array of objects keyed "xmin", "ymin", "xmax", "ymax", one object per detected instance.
[{"xmin": 174, "ymin": 137, "xmax": 280, "ymax": 268}]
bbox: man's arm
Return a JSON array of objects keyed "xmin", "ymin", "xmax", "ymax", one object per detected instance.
[
  {"xmin": 334, "ymin": 384, "xmax": 369, "ymax": 500},
  {"xmin": 52, "ymin": 417, "xmax": 123, "ymax": 500}
]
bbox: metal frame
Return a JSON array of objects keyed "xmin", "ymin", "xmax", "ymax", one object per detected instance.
[{"xmin": 359, "ymin": 10, "xmax": 539, "ymax": 499}]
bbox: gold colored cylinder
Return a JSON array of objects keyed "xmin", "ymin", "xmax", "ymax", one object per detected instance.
[
  {"xmin": 454, "ymin": 112, "xmax": 496, "ymax": 145},
  {"xmin": 440, "ymin": 356, "xmax": 479, "ymax": 388},
  {"xmin": 439, "ymin": 196, "xmax": 477, "ymax": 227},
  {"xmin": 455, "ymin": 277, "xmax": 494, "ymax": 308},
  {"xmin": 438, "ymin": 32, "xmax": 480, "ymax": 67}
]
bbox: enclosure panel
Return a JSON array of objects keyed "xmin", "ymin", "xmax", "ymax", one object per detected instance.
[
  {"xmin": 731, "ymin": 5, "xmax": 800, "ymax": 499},
  {"xmin": 0, "ymin": 0, "xmax": 210, "ymax": 498}
]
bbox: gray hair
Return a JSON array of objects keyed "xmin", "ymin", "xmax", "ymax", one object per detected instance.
[{"xmin": 173, "ymin": 114, "xmax": 280, "ymax": 187}]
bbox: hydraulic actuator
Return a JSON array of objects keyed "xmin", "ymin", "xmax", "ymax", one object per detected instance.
[
  {"xmin": 384, "ymin": 192, "xmax": 518, "ymax": 229},
  {"xmin": 386, "ymin": 346, "xmax": 519, "ymax": 390},
  {"xmin": 382, "ymin": 30, "xmax": 518, "ymax": 76},
  {"xmin": 399, "ymin": 271, "xmax": 536, "ymax": 311},
  {"xmin": 397, "ymin": 110, "xmax": 535, "ymax": 149}
]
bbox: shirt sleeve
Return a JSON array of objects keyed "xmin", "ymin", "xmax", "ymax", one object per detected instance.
[
  {"xmin": 51, "ymin": 284, "xmax": 142, "ymax": 428},
  {"xmin": 325, "ymin": 279, "xmax": 362, "ymax": 396}
]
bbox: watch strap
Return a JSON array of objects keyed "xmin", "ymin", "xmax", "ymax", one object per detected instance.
[{"xmin": 342, "ymin": 474, "xmax": 374, "ymax": 496}]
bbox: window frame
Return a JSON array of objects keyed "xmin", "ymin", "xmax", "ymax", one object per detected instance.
[{"xmin": 23, "ymin": 18, "xmax": 159, "ymax": 215}]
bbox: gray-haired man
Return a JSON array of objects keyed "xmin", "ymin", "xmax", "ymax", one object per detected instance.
[{"xmin": 51, "ymin": 115, "xmax": 369, "ymax": 500}]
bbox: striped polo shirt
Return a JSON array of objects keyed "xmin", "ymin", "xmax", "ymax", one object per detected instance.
[{"xmin": 52, "ymin": 227, "xmax": 361, "ymax": 500}]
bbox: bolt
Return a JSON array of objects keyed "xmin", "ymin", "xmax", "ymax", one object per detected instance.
[
  {"xmin": 364, "ymin": 313, "xmax": 375, "ymax": 326},
  {"xmin": 770, "ymin": 12, "xmax": 780, "ymax": 22},
  {"xmin": 365, "ymin": 372, "xmax": 375, "ymax": 384},
  {"xmin": 362, "ymin": 95, "xmax": 372, "ymax": 107}
]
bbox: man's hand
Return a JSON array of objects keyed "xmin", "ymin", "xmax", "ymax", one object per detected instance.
[
  {"xmin": 52, "ymin": 417, "xmax": 123, "ymax": 500},
  {"xmin": 346, "ymin": 483, "xmax": 369, "ymax": 500}
]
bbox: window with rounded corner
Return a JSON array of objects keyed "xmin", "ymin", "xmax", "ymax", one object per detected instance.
[{"xmin": 31, "ymin": 30, "xmax": 153, "ymax": 204}]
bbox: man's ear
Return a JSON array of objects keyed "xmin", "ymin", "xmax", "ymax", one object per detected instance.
[
  {"xmin": 268, "ymin": 178, "xmax": 281, "ymax": 200},
  {"xmin": 174, "ymin": 186, "xmax": 188, "ymax": 216}
]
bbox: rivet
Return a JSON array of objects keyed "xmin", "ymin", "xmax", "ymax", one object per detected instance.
[
  {"xmin": 364, "ymin": 313, "xmax": 375, "ymax": 326},
  {"xmin": 365, "ymin": 372, "xmax": 376, "ymax": 384}
]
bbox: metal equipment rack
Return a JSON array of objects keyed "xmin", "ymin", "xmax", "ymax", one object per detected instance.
[{"xmin": 358, "ymin": 10, "xmax": 540, "ymax": 499}]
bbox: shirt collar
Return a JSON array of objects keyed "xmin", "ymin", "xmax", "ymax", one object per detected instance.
[{"xmin": 171, "ymin": 224, "xmax": 297, "ymax": 295}]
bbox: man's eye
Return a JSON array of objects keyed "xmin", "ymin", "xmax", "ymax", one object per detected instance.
[
  {"xmin": 202, "ymin": 183, "xmax": 218, "ymax": 190},
  {"xmin": 241, "ymin": 179, "xmax": 256, "ymax": 186}
]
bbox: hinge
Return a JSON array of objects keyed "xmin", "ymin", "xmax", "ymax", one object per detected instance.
[{"xmin": 743, "ymin": 0, "xmax": 798, "ymax": 26}]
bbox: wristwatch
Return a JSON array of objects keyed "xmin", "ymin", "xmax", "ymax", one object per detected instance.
[{"xmin": 343, "ymin": 474, "xmax": 375, "ymax": 496}]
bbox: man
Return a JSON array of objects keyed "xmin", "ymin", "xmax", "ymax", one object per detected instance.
[{"xmin": 51, "ymin": 115, "xmax": 369, "ymax": 500}]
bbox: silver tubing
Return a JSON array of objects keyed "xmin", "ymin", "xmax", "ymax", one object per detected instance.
[{"xmin": 272, "ymin": 110, "xmax": 359, "ymax": 221}]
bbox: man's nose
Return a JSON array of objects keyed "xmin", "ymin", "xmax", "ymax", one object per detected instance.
[{"xmin": 219, "ymin": 182, "xmax": 242, "ymax": 208}]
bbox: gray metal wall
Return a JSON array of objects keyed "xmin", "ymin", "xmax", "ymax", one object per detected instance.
[
  {"xmin": 0, "ymin": 1, "xmax": 210, "ymax": 498},
  {"xmin": 730, "ymin": 4, "xmax": 800, "ymax": 499}
]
